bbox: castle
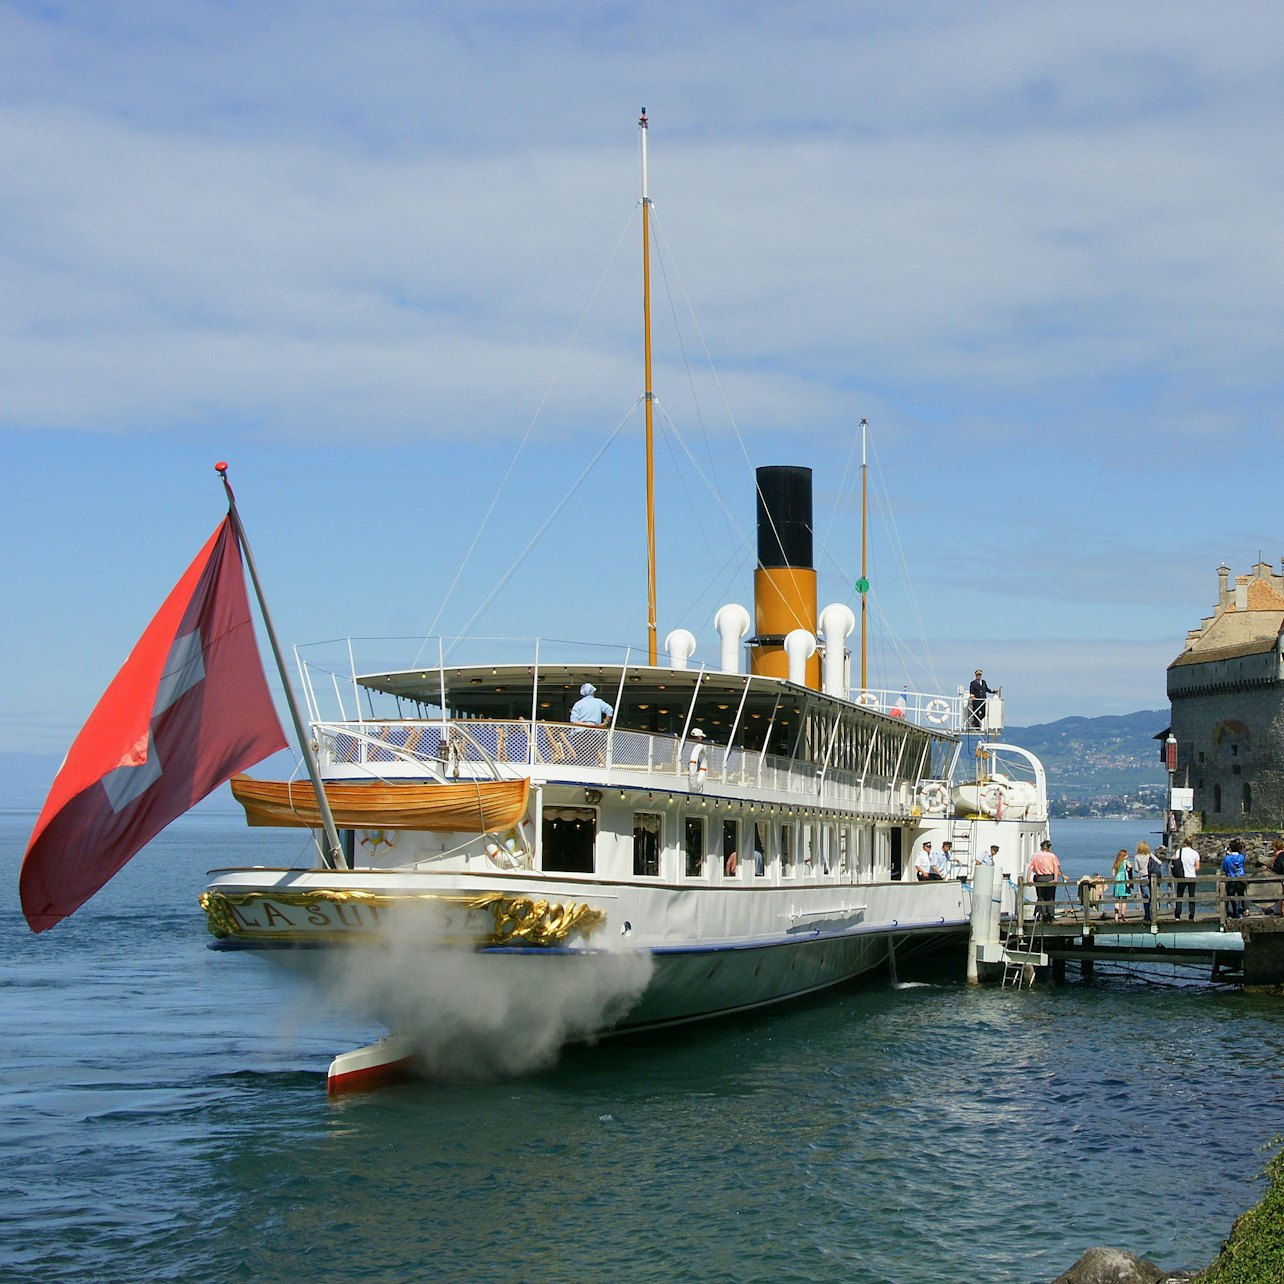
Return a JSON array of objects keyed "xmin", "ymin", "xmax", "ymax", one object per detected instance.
[{"xmin": 1167, "ymin": 560, "xmax": 1284, "ymax": 836}]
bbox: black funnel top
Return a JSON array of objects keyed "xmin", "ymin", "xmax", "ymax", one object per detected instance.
[{"xmin": 756, "ymin": 466, "xmax": 813, "ymax": 570}]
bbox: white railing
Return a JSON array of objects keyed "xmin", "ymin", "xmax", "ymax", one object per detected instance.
[
  {"xmin": 314, "ymin": 719, "xmax": 912, "ymax": 814},
  {"xmin": 852, "ymin": 687, "xmax": 1004, "ymax": 735}
]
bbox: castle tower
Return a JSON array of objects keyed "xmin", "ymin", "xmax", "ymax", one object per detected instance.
[{"xmin": 1167, "ymin": 560, "xmax": 1284, "ymax": 834}]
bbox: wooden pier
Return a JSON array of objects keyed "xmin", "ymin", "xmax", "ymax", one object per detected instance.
[{"xmin": 988, "ymin": 869, "xmax": 1284, "ymax": 988}]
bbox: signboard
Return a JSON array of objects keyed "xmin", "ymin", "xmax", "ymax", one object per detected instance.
[{"xmin": 1170, "ymin": 787, "xmax": 1194, "ymax": 810}]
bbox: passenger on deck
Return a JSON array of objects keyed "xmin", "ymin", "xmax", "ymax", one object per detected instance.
[
  {"xmin": 930, "ymin": 843, "xmax": 950, "ymax": 879},
  {"xmin": 914, "ymin": 843, "xmax": 934, "ymax": 880},
  {"xmin": 570, "ymin": 683, "xmax": 613, "ymax": 726},
  {"xmin": 569, "ymin": 683, "xmax": 613, "ymax": 765},
  {"xmin": 1174, "ymin": 839, "xmax": 1200, "ymax": 920},
  {"xmin": 1027, "ymin": 840, "xmax": 1065, "ymax": 924},
  {"xmin": 1110, "ymin": 849, "xmax": 1130, "ymax": 922},
  {"xmin": 967, "ymin": 670, "xmax": 993, "ymax": 729}
]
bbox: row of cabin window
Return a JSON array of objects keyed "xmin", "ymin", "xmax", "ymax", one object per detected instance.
[{"xmin": 542, "ymin": 808, "xmax": 875, "ymax": 878}]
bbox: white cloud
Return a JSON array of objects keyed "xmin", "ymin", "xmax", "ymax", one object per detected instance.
[{"xmin": 4, "ymin": 0, "xmax": 1284, "ymax": 753}]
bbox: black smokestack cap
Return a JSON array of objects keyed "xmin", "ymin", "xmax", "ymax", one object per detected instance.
[{"xmin": 756, "ymin": 466, "xmax": 813, "ymax": 570}]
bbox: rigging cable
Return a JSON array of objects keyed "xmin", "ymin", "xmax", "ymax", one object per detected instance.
[{"xmin": 416, "ymin": 207, "xmax": 640, "ymax": 664}]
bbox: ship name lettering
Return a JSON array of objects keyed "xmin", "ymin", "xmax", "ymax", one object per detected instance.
[{"xmin": 332, "ymin": 902, "xmax": 363, "ymax": 927}]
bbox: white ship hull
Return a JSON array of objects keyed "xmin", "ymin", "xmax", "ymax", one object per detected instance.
[{"xmin": 203, "ymin": 862, "xmax": 972, "ymax": 1066}]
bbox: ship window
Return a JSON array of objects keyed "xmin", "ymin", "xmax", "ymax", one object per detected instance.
[
  {"xmin": 780, "ymin": 823, "xmax": 794, "ymax": 875},
  {"xmin": 753, "ymin": 822, "xmax": 768, "ymax": 877},
  {"xmin": 722, "ymin": 819, "xmax": 740, "ymax": 876},
  {"xmin": 633, "ymin": 812, "xmax": 662, "ymax": 877},
  {"xmin": 684, "ymin": 816, "xmax": 705, "ymax": 877},
  {"xmin": 542, "ymin": 806, "xmax": 596, "ymax": 874}
]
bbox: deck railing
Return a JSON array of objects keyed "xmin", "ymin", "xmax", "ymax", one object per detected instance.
[{"xmin": 314, "ymin": 718, "xmax": 915, "ymax": 813}]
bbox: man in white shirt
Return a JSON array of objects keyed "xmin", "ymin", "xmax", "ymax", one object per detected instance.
[
  {"xmin": 1174, "ymin": 840, "xmax": 1200, "ymax": 920},
  {"xmin": 914, "ymin": 843, "xmax": 933, "ymax": 880}
]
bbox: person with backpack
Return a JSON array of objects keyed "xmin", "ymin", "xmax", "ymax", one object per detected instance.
[
  {"xmin": 1148, "ymin": 846, "xmax": 1168, "ymax": 921},
  {"xmin": 1173, "ymin": 839, "xmax": 1200, "ymax": 920},
  {"xmin": 1132, "ymin": 841, "xmax": 1156, "ymax": 923},
  {"xmin": 1221, "ymin": 838, "xmax": 1248, "ymax": 920}
]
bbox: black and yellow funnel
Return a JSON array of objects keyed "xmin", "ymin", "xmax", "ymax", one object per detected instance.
[{"xmin": 750, "ymin": 466, "xmax": 819, "ymax": 688}]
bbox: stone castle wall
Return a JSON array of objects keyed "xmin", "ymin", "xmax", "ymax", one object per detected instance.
[{"xmin": 1171, "ymin": 685, "xmax": 1284, "ymax": 834}]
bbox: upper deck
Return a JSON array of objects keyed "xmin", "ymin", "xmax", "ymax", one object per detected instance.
[{"xmin": 300, "ymin": 656, "xmax": 960, "ymax": 815}]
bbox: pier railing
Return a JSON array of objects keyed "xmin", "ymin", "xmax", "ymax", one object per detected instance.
[{"xmin": 1012, "ymin": 871, "xmax": 1284, "ymax": 935}]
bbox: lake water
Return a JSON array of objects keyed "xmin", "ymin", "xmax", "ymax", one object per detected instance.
[{"xmin": 2, "ymin": 812, "xmax": 1280, "ymax": 1283}]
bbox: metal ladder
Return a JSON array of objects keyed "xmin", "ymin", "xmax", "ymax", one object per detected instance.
[
  {"xmin": 1000, "ymin": 886, "xmax": 1048, "ymax": 989},
  {"xmin": 1000, "ymin": 925, "xmax": 1045, "ymax": 989}
]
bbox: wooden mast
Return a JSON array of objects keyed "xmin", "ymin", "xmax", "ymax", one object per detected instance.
[
  {"xmin": 859, "ymin": 418, "xmax": 869, "ymax": 692},
  {"xmin": 640, "ymin": 108, "xmax": 658, "ymax": 665}
]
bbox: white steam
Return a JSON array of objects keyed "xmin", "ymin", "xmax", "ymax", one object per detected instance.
[{"xmin": 309, "ymin": 899, "xmax": 655, "ymax": 1079}]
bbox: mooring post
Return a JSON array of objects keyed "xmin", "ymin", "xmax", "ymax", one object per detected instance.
[{"xmin": 967, "ymin": 862, "xmax": 998, "ymax": 985}]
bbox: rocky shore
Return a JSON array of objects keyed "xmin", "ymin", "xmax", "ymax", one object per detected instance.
[{"xmin": 1050, "ymin": 1138, "xmax": 1283, "ymax": 1284}]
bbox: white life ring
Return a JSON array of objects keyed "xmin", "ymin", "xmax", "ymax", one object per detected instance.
[
  {"xmin": 919, "ymin": 782, "xmax": 949, "ymax": 812},
  {"xmin": 688, "ymin": 745, "xmax": 708, "ymax": 792},
  {"xmin": 978, "ymin": 782, "xmax": 1004, "ymax": 814},
  {"xmin": 856, "ymin": 691, "xmax": 880, "ymax": 710},
  {"xmin": 925, "ymin": 698, "xmax": 951, "ymax": 725}
]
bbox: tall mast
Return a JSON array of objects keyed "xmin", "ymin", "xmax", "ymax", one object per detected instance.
[
  {"xmin": 217, "ymin": 464, "xmax": 345, "ymax": 871},
  {"xmin": 640, "ymin": 108, "xmax": 658, "ymax": 665},
  {"xmin": 858, "ymin": 418, "xmax": 869, "ymax": 692}
]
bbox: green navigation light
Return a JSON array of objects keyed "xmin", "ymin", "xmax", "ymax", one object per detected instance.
[{"xmin": 855, "ymin": 577, "xmax": 870, "ymax": 595}]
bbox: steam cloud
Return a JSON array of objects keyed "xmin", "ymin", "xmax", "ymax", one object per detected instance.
[{"xmin": 310, "ymin": 899, "xmax": 655, "ymax": 1079}]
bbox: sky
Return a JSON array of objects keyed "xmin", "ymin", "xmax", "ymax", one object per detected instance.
[{"xmin": 4, "ymin": 0, "xmax": 1283, "ymax": 771}]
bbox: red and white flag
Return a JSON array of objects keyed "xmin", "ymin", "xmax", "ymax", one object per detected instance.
[{"xmin": 20, "ymin": 516, "xmax": 287, "ymax": 932}]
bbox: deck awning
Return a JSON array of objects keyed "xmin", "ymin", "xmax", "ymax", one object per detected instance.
[{"xmin": 229, "ymin": 775, "xmax": 530, "ymax": 832}]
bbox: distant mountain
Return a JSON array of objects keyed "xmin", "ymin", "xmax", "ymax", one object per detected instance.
[{"xmin": 1003, "ymin": 709, "xmax": 1169, "ymax": 800}]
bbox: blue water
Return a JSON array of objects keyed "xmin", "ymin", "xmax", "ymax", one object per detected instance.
[{"xmin": 2, "ymin": 812, "xmax": 1280, "ymax": 1282}]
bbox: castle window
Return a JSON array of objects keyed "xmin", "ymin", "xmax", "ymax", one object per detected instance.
[
  {"xmin": 1198, "ymin": 752, "xmax": 1205, "ymax": 764},
  {"xmin": 1231, "ymin": 744, "xmax": 1239, "ymax": 757},
  {"xmin": 1213, "ymin": 784, "xmax": 1222, "ymax": 813},
  {"xmin": 1232, "ymin": 764, "xmax": 1241, "ymax": 776},
  {"xmin": 1242, "ymin": 784, "xmax": 1252, "ymax": 814}
]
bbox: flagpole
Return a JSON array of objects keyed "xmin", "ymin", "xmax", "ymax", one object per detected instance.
[{"xmin": 216, "ymin": 463, "xmax": 345, "ymax": 870}]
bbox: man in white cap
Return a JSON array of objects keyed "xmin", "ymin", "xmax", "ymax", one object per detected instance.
[
  {"xmin": 570, "ymin": 683, "xmax": 613, "ymax": 726},
  {"xmin": 569, "ymin": 683, "xmax": 614, "ymax": 765},
  {"xmin": 687, "ymin": 726, "xmax": 708, "ymax": 791}
]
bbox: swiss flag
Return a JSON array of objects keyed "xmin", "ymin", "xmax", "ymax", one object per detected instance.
[{"xmin": 20, "ymin": 516, "xmax": 287, "ymax": 932}]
